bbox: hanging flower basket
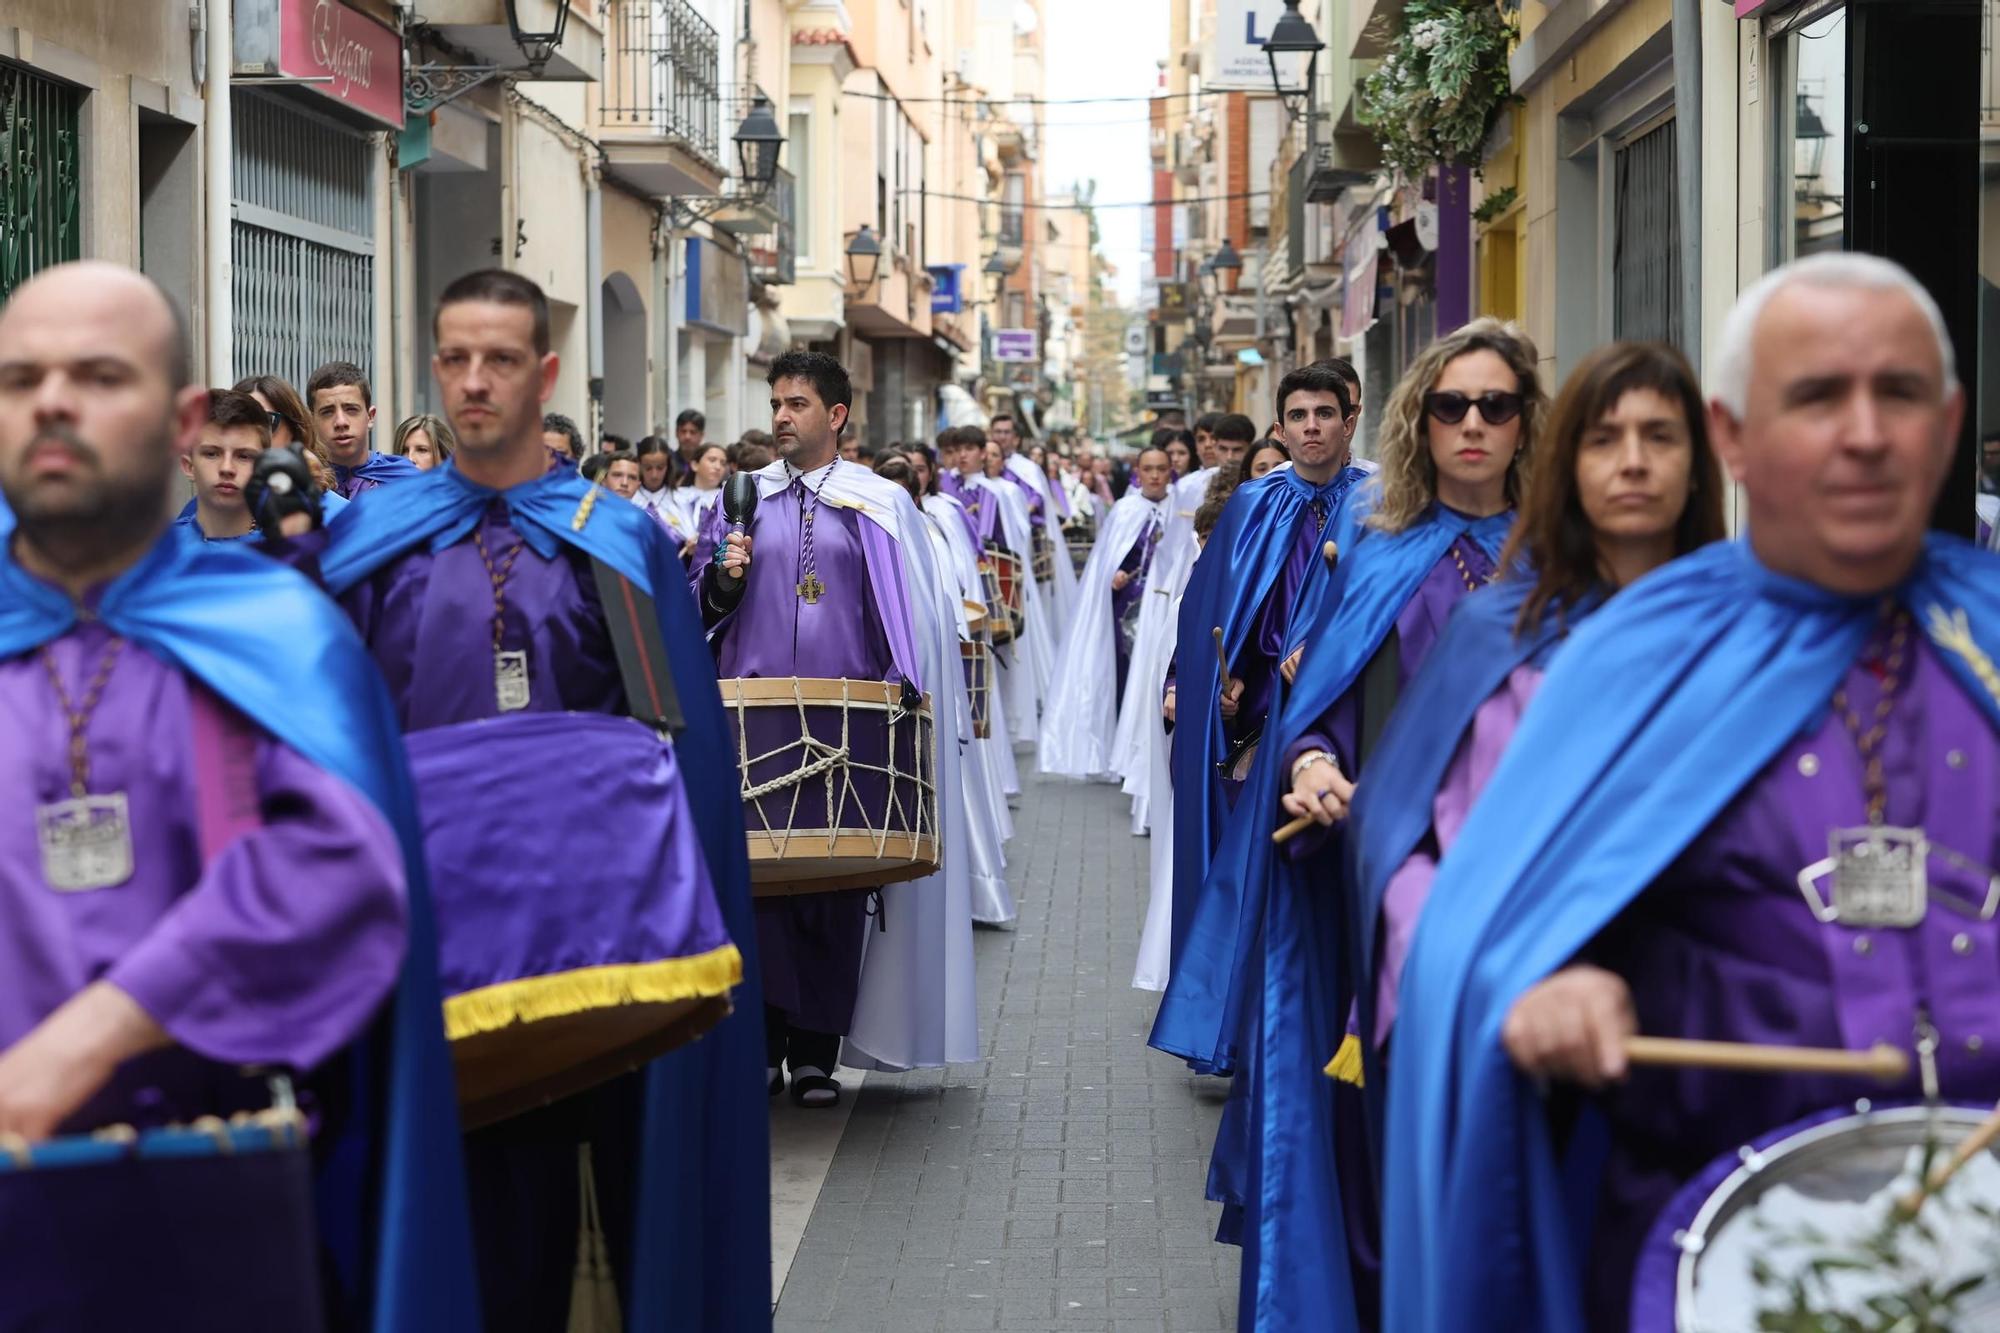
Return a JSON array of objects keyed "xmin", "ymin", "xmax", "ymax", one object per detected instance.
[{"xmin": 1356, "ymin": 0, "xmax": 1520, "ymax": 182}]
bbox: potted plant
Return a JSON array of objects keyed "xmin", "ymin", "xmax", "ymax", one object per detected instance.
[{"xmin": 1355, "ymin": 0, "xmax": 1519, "ymax": 183}]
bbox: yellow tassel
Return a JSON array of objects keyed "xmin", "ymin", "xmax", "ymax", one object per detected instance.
[
  {"xmin": 1323, "ymin": 1033, "xmax": 1366, "ymax": 1087},
  {"xmin": 443, "ymin": 945, "xmax": 744, "ymax": 1042}
]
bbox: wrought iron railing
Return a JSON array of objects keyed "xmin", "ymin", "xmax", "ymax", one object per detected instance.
[
  {"xmin": 602, "ymin": 0, "xmax": 720, "ymax": 161},
  {"xmin": 0, "ymin": 63, "xmax": 81, "ymax": 301}
]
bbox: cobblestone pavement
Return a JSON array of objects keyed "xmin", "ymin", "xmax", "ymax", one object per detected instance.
[{"xmin": 773, "ymin": 767, "xmax": 1239, "ymax": 1332}]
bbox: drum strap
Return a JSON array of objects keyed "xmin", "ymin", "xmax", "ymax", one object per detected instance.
[
  {"xmin": 189, "ymin": 683, "xmax": 263, "ymax": 864},
  {"xmin": 1354, "ymin": 627, "xmax": 1402, "ymax": 772},
  {"xmin": 591, "ymin": 557, "xmax": 687, "ymax": 737}
]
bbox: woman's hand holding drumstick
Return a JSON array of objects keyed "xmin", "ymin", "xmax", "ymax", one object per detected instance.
[{"xmin": 1897, "ymin": 1099, "xmax": 2000, "ymax": 1220}]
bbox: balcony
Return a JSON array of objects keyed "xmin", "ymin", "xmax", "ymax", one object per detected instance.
[
  {"xmin": 998, "ymin": 208, "xmax": 1025, "ymax": 248},
  {"xmin": 599, "ymin": 0, "xmax": 725, "ymax": 198}
]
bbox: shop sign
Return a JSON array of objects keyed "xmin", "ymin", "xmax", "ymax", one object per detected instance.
[
  {"xmin": 993, "ymin": 329, "xmax": 1039, "ymax": 363},
  {"xmin": 1209, "ymin": 0, "xmax": 1294, "ymax": 93},
  {"xmin": 237, "ymin": 0, "xmax": 405, "ymax": 128}
]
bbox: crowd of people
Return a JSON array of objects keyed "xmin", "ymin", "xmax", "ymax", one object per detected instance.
[{"xmin": 1, "ymin": 244, "xmax": 1996, "ymax": 1333}]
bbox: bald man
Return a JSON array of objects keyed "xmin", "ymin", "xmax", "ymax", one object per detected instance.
[
  {"xmin": 0, "ymin": 263, "xmax": 476, "ymax": 1326},
  {"xmin": 1386, "ymin": 254, "xmax": 2000, "ymax": 1331}
]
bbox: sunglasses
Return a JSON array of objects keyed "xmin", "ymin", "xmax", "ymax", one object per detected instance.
[
  {"xmin": 266, "ymin": 411, "xmax": 288, "ymax": 434},
  {"xmin": 1424, "ymin": 390, "xmax": 1524, "ymax": 426}
]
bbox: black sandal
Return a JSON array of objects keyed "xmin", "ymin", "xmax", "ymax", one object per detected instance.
[{"xmin": 787, "ymin": 1067, "xmax": 841, "ymax": 1109}]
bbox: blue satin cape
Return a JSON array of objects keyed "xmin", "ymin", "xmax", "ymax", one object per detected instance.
[
  {"xmin": 1384, "ymin": 537, "xmax": 2000, "ymax": 1333},
  {"xmin": 1345, "ymin": 577, "xmax": 1599, "ymax": 1078},
  {"xmin": 322, "ymin": 463, "xmax": 773, "ymax": 1330},
  {"xmin": 1152, "ymin": 463, "xmax": 1369, "ymax": 1068},
  {"xmin": 0, "ymin": 528, "xmax": 481, "ymax": 1332},
  {"xmin": 1163, "ymin": 489, "xmax": 1513, "ymax": 1333},
  {"xmin": 335, "ymin": 450, "xmax": 423, "ymax": 492}
]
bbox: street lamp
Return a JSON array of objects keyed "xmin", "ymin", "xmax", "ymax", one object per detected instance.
[
  {"xmin": 1210, "ymin": 238, "xmax": 1242, "ymax": 295},
  {"xmin": 846, "ymin": 224, "xmax": 883, "ymax": 289},
  {"xmin": 733, "ymin": 95, "xmax": 785, "ymax": 194},
  {"xmin": 1264, "ymin": 0, "xmax": 1323, "ymax": 127},
  {"xmin": 504, "ymin": 0, "xmax": 573, "ymax": 74}
]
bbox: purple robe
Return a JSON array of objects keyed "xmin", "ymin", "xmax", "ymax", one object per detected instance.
[
  {"xmin": 0, "ymin": 615, "xmax": 406, "ymax": 1129},
  {"xmin": 1373, "ymin": 663, "xmax": 1540, "ymax": 1045},
  {"xmin": 340, "ymin": 500, "xmax": 625, "ymax": 730},
  {"xmin": 1584, "ymin": 634, "xmax": 2000, "ymax": 1326},
  {"xmin": 693, "ymin": 473, "xmax": 894, "ymax": 1036},
  {"xmin": 1288, "ymin": 535, "xmax": 1500, "ymax": 782}
]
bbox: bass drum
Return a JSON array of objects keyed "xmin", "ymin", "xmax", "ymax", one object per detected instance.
[
  {"xmin": 1633, "ymin": 1102, "xmax": 2000, "ymax": 1332},
  {"xmin": 720, "ymin": 677, "xmax": 940, "ymax": 895}
]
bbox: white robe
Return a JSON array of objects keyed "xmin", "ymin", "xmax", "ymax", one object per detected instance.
[
  {"xmin": 736, "ymin": 462, "xmax": 980, "ymax": 1071},
  {"xmin": 1004, "ymin": 453, "xmax": 1082, "ymax": 654},
  {"xmin": 667, "ymin": 485, "xmax": 721, "ymax": 545},
  {"xmin": 922, "ymin": 493, "xmax": 1018, "ymax": 927},
  {"xmin": 1038, "ymin": 490, "xmax": 1168, "ymax": 781},
  {"xmin": 1114, "ymin": 468, "xmax": 1213, "ymax": 831},
  {"xmin": 977, "ymin": 474, "xmax": 1057, "ymax": 754}
]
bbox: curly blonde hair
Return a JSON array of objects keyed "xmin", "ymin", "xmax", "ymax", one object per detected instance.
[{"xmin": 1367, "ymin": 318, "xmax": 1547, "ymax": 534}]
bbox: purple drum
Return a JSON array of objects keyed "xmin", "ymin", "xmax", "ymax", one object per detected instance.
[
  {"xmin": 719, "ymin": 677, "xmax": 940, "ymax": 896},
  {"xmin": 1632, "ymin": 1101, "xmax": 2000, "ymax": 1331},
  {"xmin": 405, "ymin": 711, "xmax": 742, "ymax": 1127}
]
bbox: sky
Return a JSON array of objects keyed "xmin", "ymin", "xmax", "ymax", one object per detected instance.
[{"xmin": 1039, "ymin": 0, "xmax": 1173, "ymax": 307}]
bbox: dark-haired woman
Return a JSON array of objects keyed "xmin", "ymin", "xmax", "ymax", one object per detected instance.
[
  {"xmin": 1347, "ymin": 341, "xmax": 1723, "ymax": 1083},
  {"xmin": 632, "ymin": 434, "xmax": 682, "ymax": 525}
]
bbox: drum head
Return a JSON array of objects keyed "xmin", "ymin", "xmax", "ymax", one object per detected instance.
[{"xmin": 1674, "ymin": 1104, "xmax": 2000, "ymax": 1332}]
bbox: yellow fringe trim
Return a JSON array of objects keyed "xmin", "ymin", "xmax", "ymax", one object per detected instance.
[
  {"xmin": 1323, "ymin": 1033, "xmax": 1366, "ymax": 1087},
  {"xmin": 443, "ymin": 945, "xmax": 744, "ymax": 1042}
]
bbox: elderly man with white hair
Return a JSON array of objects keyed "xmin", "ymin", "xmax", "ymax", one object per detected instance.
[{"xmin": 1378, "ymin": 253, "xmax": 2000, "ymax": 1333}]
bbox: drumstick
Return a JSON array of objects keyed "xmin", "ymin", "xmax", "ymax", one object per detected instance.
[
  {"xmin": 1212, "ymin": 626, "xmax": 1229, "ymax": 678},
  {"xmin": 1622, "ymin": 1036, "xmax": 1908, "ymax": 1083},
  {"xmin": 1273, "ymin": 813, "xmax": 1314, "ymax": 845},
  {"xmin": 1322, "ymin": 540, "xmax": 1338, "ymax": 568},
  {"xmin": 1897, "ymin": 1099, "xmax": 2000, "ymax": 1219}
]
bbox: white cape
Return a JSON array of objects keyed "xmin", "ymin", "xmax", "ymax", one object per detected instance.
[
  {"xmin": 1038, "ymin": 490, "xmax": 1168, "ymax": 780},
  {"xmin": 922, "ymin": 493, "xmax": 1018, "ymax": 926},
  {"xmin": 740, "ymin": 461, "xmax": 980, "ymax": 1070},
  {"xmin": 978, "ymin": 474, "xmax": 1057, "ymax": 754},
  {"xmin": 1131, "ymin": 578, "xmax": 1185, "ymax": 992},
  {"xmin": 1005, "ymin": 453, "xmax": 1082, "ymax": 654},
  {"xmin": 1114, "ymin": 468, "xmax": 1212, "ymax": 830}
]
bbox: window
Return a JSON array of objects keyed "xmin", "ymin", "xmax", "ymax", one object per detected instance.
[
  {"xmin": 1612, "ymin": 116, "xmax": 1681, "ymax": 347},
  {"xmin": 1772, "ymin": 7, "xmax": 1848, "ymax": 261},
  {"xmin": 788, "ymin": 108, "xmax": 811, "ymax": 263},
  {"xmin": 0, "ymin": 62, "xmax": 82, "ymax": 300}
]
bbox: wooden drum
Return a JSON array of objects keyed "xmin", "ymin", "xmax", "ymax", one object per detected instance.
[
  {"xmin": 960, "ymin": 639, "xmax": 993, "ymax": 740},
  {"xmin": 721, "ymin": 678, "xmax": 940, "ymax": 896},
  {"xmin": 988, "ymin": 548, "xmax": 1026, "ymax": 641}
]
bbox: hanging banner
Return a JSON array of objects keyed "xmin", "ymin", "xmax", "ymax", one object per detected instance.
[{"xmin": 993, "ymin": 329, "xmax": 1039, "ymax": 363}]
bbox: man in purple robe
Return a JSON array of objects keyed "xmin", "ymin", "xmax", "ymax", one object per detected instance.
[
  {"xmin": 308, "ymin": 359, "xmax": 419, "ymax": 498},
  {"xmin": 291, "ymin": 271, "xmax": 760, "ymax": 1331},
  {"xmin": 1388, "ymin": 254, "xmax": 2000, "ymax": 1332},
  {"xmin": 0, "ymin": 262, "xmax": 479, "ymax": 1327},
  {"xmin": 693, "ymin": 350, "xmax": 911, "ymax": 1108},
  {"xmin": 0, "ymin": 262, "xmax": 406, "ymax": 1135}
]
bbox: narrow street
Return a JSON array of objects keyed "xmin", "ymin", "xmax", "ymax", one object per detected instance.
[{"xmin": 772, "ymin": 771, "xmax": 1239, "ymax": 1333}]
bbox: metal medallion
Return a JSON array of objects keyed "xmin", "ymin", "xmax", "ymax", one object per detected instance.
[
  {"xmin": 495, "ymin": 649, "xmax": 531, "ymax": 713},
  {"xmin": 36, "ymin": 792, "xmax": 135, "ymax": 891},
  {"xmin": 1798, "ymin": 825, "xmax": 1929, "ymax": 928}
]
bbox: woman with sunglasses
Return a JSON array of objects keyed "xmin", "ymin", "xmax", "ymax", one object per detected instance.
[{"xmin": 1185, "ymin": 319, "xmax": 1546, "ymax": 1333}]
